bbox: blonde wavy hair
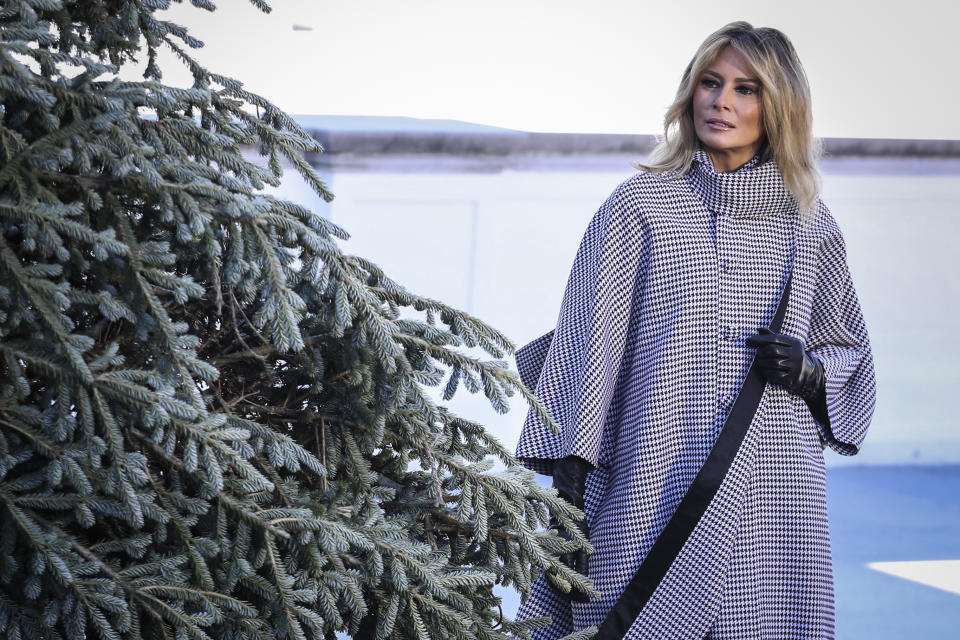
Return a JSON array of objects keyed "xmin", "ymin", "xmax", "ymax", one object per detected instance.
[{"xmin": 635, "ymin": 21, "xmax": 822, "ymax": 215}]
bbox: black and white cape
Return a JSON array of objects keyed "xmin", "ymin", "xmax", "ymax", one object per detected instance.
[{"xmin": 513, "ymin": 147, "xmax": 877, "ymax": 639}]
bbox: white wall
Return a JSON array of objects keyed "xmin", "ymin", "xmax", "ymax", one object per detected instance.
[{"xmin": 265, "ymin": 152, "xmax": 960, "ymax": 467}]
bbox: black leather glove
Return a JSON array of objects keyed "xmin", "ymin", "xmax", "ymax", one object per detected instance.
[
  {"xmin": 549, "ymin": 455, "xmax": 593, "ymax": 602},
  {"xmin": 745, "ymin": 327, "xmax": 830, "ymax": 425}
]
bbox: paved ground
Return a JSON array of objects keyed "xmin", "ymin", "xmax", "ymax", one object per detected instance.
[
  {"xmin": 496, "ymin": 465, "xmax": 960, "ymax": 638},
  {"xmin": 828, "ymin": 465, "xmax": 960, "ymax": 638}
]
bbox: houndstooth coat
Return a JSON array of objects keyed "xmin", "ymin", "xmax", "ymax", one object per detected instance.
[{"xmin": 513, "ymin": 146, "xmax": 877, "ymax": 639}]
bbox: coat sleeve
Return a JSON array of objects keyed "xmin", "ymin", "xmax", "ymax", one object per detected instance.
[
  {"xmin": 514, "ymin": 182, "xmax": 644, "ymax": 474},
  {"xmin": 805, "ymin": 211, "xmax": 877, "ymax": 455}
]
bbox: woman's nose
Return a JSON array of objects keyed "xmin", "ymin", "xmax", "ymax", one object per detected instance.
[{"xmin": 713, "ymin": 87, "xmax": 732, "ymax": 110}]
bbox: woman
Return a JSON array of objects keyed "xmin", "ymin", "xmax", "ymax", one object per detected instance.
[{"xmin": 513, "ymin": 21, "xmax": 876, "ymax": 640}]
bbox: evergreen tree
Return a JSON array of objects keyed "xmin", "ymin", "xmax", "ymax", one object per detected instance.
[{"xmin": 0, "ymin": 1, "xmax": 597, "ymax": 639}]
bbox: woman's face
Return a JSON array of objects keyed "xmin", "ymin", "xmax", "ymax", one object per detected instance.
[{"xmin": 692, "ymin": 45, "xmax": 764, "ymax": 172}]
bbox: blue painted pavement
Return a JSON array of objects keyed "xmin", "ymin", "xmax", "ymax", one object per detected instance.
[{"xmin": 496, "ymin": 465, "xmax": 960, "ymax": 638}]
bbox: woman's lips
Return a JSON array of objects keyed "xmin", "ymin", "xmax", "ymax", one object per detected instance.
[{"xmin": 707, "ymin": 119, "xmax": 735, "ymax": 130}]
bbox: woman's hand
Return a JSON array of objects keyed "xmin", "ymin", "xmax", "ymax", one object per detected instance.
[
  {"xmin": 551, "ymin": 455, "xmax": 593, "ymax": 602},
  {"xmin": 549, "ymin": 513, "xmax": 591, "ymax": 598},
  {"xmin": 745, "ymin": 328, "xmax": 824, "ymax": 400}
]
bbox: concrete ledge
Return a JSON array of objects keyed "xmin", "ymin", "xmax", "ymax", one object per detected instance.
[
  {"xmin": 305, "ymin": 130, "xmax": 960, "ymax": 161},
  {"xmin": 823, "ymin": 137, "xmax": 960, "ymax": 157},
  {"xmin": 308, "ymin": 131, "xmax": 659, "ymax": 157}
]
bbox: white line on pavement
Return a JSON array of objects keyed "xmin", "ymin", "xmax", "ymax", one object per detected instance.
[{"xmin": 867, "ymin": 560, "xmax": 960, "ymax": 596}]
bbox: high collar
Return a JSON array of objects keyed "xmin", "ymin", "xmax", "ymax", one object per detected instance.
[{"xmin": 685, "ymin": 144, "xmax": 797, "ymax": 218}]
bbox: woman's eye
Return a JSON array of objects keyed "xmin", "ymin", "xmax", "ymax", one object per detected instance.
[
  {"xmin": 700, "ymin": 79, "xmax": 718, "ymax": 88},
  {"xmin": 736, "ymin": 86, "xmax": 757, "ymax": 95}
]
